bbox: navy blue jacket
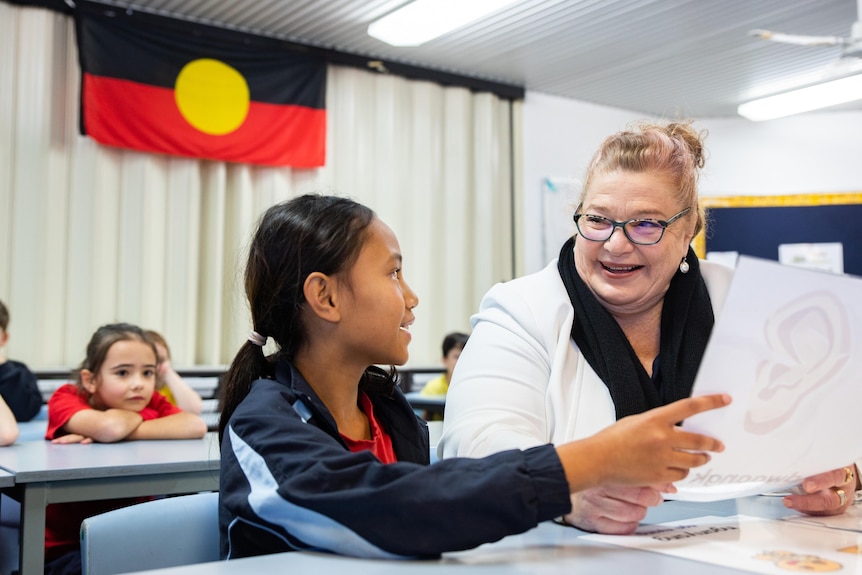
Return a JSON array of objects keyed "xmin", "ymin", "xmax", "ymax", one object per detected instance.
[
  {"xmin": 219, "ymin": 360, "xmax": 571, "ymax": 560},
  {"xmin": 0, "ymin": 359, "xmax": 42, "ymax": 421}
]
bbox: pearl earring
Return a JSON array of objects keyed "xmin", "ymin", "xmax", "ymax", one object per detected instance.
[{"xmin": 679, "ymin": 257, "xmax": 690, "ymax": 274}]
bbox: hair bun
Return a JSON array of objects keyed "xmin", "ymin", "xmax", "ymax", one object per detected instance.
[{"xmin": 665, "ymin": 121, "xmax": 706, "ymax": 169}]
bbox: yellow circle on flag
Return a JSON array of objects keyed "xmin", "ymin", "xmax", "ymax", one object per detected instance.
[{"xmin": 175, "ymin": 59, "xmax": 250, "ymax": 135}]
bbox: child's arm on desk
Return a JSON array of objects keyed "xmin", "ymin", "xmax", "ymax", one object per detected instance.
[
  {"xmin": 126, "ymin": 412, "xmax": 207, "ymax": 440},
  {"xmin": 56, "ymin": 409, "xmax": 207, "ymax": 442},
  {"xmin": 60, "ymin": 408, "xmax": 144, "ymax": 443}
]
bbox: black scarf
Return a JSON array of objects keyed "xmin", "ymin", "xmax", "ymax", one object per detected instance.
[{"xmin": 557, "ymin": 237, "xmax": 714, "ymax": 419}]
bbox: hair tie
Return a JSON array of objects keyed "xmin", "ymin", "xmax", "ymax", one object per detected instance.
[{"xmin": 248, "ymin": 330, "xmax": 267, "ymax": 347}]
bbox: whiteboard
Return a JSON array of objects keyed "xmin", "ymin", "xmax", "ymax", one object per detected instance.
[{"xmin": 541, "ymin": 177, "xmax": 580, "ymax": 265}]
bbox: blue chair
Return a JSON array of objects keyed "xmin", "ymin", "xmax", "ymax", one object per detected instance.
[
  {"xmin": 80, "ymin": 491, "xmax": 220, "ymax": 575},
  {"xmin": 0, "ymin": 496, "xmax": 19, "ymax": 575}
]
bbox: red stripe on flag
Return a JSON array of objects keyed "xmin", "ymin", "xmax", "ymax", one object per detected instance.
[{"xmin": 83, "ymin": 74, "xmax": 325, "ymax": 167}]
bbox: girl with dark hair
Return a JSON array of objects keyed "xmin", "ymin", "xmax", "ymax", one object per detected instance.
[
  {"xmin": 44, "ymin": 322, "xmax": 207, "ymax": 575},
  {"xmin": 218, "ymin": 193, "xmax": 729, "ymax": 560}
]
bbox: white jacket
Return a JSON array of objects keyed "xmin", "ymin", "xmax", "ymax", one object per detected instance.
[{"xmin": 439, "ymin": 258, "xmax": 734, "ymax": 459}]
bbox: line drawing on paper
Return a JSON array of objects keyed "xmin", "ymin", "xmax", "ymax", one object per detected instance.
[{"xmin": 744, "ymin": 291, "xmax": 851, "ymax": 434}]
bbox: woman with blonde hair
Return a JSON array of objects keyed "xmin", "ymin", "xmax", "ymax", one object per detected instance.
[{"xmin": 440, "ymin": 121, "xmax": 859, "ymax": 533}]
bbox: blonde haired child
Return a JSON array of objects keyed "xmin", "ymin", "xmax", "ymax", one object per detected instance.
[{"xmin": 145, "ymin": 330, "xmax": 204, "ymax": 414}]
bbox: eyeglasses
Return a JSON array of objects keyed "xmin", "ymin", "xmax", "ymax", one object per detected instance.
[{"xmin": 573, "ymin": 207, "xmax": 691, "ymax": 246}]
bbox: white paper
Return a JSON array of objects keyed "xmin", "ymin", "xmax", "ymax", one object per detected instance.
[
  {"xmin": 782, "ymin": 503, "xmax": 862, "ymax": 533},
  {"xmin": 706, "ymin": 250, "xmax": 739, "ymax": 268},
  {"xmin": 778, "ymin": 242, "xmax": 844, "ymax": 274},
  {"xmin": 583, "ymin": 515, "xmax": 862, "ymax": 574},
  {"xmin": 673, "ymin": 256, "xmax": 862, "ymax": 501}
]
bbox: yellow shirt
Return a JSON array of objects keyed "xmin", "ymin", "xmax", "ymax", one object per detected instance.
[
  {"xmin": 419, "ymin": 374, "xmax": 448, "ymax": 396},
  {"xmin": 158, "ymin": 386, "xmax": 177, "ymax": 406}
]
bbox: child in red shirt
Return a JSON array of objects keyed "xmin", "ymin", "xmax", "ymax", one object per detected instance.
[{"xmin": 44, "ymin": 323, "xmax": 207, "ymax": 575}]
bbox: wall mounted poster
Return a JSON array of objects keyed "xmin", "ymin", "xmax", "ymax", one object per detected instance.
[
  {"xmin": 694, "ymin": 193, "xmax": 862, "ymax": 277},
  {"xmin": 540, "ymin": 177, "xmax": 579, "ymax": 266}
]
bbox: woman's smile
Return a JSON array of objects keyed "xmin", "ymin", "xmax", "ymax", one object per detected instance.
[{"xmin": 600, "ymin": 262, "xmax": 644, "ymax": 274}]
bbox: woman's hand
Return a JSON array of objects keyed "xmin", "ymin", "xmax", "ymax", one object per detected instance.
[{"xmin": 783, "ymin": 465, "xmax": 857, "ymax": 516}]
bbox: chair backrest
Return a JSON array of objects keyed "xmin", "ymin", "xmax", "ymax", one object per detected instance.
[
  {"xmin": 0, "ymin": 498, "xmax": 20, "ymax": 575},
  {"xmin": 426, "ymin": 420, "xmax": 443, "ymax": 463},
  {"xmin": 80, "ymin": 491, "xmax": 219, "ymax": 575}
]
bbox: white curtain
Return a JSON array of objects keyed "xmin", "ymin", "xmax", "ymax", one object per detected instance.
[{"xmin": 0, "ymin": 3, "xmax": 515, "ymax": 368}]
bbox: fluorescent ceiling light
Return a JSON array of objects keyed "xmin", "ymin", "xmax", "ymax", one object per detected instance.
[
  {"xmin": 368, "ymin": 0, "xmax": 520, "ymax": 47},
  {"xmin": 738, "ymin": 73, "xmax": 862, "ymax": 121}
]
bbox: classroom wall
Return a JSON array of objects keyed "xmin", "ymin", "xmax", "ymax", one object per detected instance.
[
  {"xmin": 698, "ymin": 113, "xmax": 862, "ymax": 197},
  {"xmin": 0, "ymin": 5, "xmax": 514, "ymax": 369},
  {"xmin": 5, "ymin": 2, "xmax": 861, "ymax": 364},
  {"xmin": 520, "ymin": 90, "xmax": 862, "ymax": 274}
]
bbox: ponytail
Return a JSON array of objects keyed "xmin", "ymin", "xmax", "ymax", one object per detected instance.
[{"xmin": 218, "ymin": 341, "xmax": 273, "ymax": 442}]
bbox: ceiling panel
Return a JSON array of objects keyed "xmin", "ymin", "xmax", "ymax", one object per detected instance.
[{"xmin": 89, "ymin": 0, "xmax": 862, "ymax": 118}]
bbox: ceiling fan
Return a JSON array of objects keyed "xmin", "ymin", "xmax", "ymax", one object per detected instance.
[{"xmin": 749, "ymin": 0, "xmax": 862, "ymax": 60}]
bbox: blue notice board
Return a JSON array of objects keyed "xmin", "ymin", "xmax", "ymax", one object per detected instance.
[{"xmin": 698, "ymin": 195, "xmax": 862, "ymax": 277}]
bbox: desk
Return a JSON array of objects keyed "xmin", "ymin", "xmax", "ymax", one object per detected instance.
[
  {"xmin": 0, "ymin": 469, "xmax": 12, "ymax": 489},
  {"xmin": 404, "ymin": 392, "xmax": 446, "ymax": 417},
  {"xmin": 123, "ymin": 496, "xmax": 796, "ymax": 575},
  {"xmin": 0, "ymin": 433, "xmax": 221, "ymax": 575}
]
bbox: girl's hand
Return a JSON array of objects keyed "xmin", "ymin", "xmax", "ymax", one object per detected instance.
[
  {"xmin": 596, "ymin": 394, "xmax": 730, "ymax": 486},
  {"xmin": 52, "ymin": 433, "xmax": 94, "ymax": 444},
  {"xmin": 157, "ymin": 356, "xmax": 172, "ymax": 377},
  {"xmin": 557, "ymin": 394, "xmax": 731, "ymax": 493},
  {"xmin": 564, "ymin": 485, "xmax": 666, "ymax": 534}
]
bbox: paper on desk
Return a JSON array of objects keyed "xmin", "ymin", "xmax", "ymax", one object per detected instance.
[
  {"xmin": 672, "ymin": 256, "xmax": 862, "ymax": 501},
  {"xmin": 582, "ymin": 514, "xmax": 862, "ymax": 574},
  {"xmin": 782, "ymin": 503, "xmax": 862, "ymax": 533}
]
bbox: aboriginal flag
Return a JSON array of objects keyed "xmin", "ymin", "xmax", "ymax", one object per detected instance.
[{"xmin": 75, "ymin": 7, "xmax": 326, "ymax": 167}]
